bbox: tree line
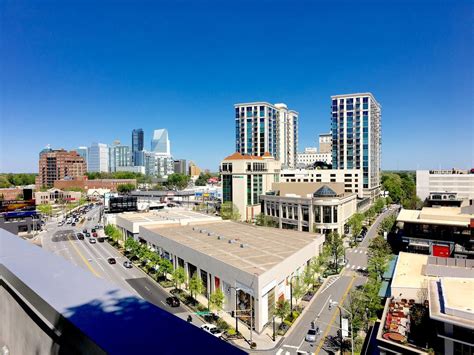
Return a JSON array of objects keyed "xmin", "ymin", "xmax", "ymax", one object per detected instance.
[
  {"xmin": 0, "ymin": 173, "xmax": 37, "ymax": 188},
  {"xmin": 382, "ymin": 171, "xmax": 422, "ymax": 209}
]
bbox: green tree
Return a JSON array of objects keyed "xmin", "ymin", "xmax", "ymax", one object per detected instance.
[
  {"xmin": 165, "ymin": 173, "xmax": 190, "ymax": 190},
  {"xmin": 220, "ymin": 202, "xmax": 241, "ymax": 221},
  {"xmin": 195, "ymin": 172, "xmax": 214, "ymax": 186},
  {"xmin": 348, "ymin": 212, "xmax": 364, "ymax": 243},
  {"xmin": 125, "ymin": 238, "xmax": 141, "ymax": 258},
  {"xmin": 172, "ymin": 266, "xmax": 186, "ymax": 290},
  {"xmin": 255, "ymin": 213, "xmax": 278, "ymax": 227},
  {"xmin": 368, "ymin": 235, "xmax": 392, "ymax": 259},
  {"xmin": 37, "ymin": 204, "xmax": 52, "ymax": 217},
  {"xmin": 324, "ymin": 231, "xmax": 345, "ymax": 272},
  {"xmin": 117, "ymin": 183, "xmax": 135, "ymax": 194},
  {"xmin": 291, "ymin": 277, "xmax": 306, "ymax": 307},
  {"xmin": 275, "ymin": 299, "xmax": 290, "ymax": 322},
  {"xmin": 158, "ymin": 258, "xmax": 173, "ymax": 279},
  {"xmin": 373, "ymin": 198, "xmax": 386, "ymax": 214},
  {"xmin": 188, "ymin": 272, "xmax": 204, "ymax": 300},
  {"xmin": 302, "ymin": 265, "xmax": 315, "ymax": 290},
  {"xmin": 379, "ymin": 214, "xmax": 397, "ymax": 236},
  {"xmin": 209, "ymin": 288, "xmax": 225, "ymax": 312}
]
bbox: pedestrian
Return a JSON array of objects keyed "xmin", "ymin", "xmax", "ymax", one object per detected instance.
[{"xmin": 187, "ymin": 315, "xmax": 192, "ymax": 323}]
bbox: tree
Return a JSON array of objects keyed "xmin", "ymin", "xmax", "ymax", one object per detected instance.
[
  {"xmin": 117, "ymin": 183, "xmax": 135, "ymax": 194},
  {"xmin": 220, "ymin": 202, "xmax": 240, "ymax": 221},
  {"xmin": 379, "ymin": 214, "xmax": 397, "ymax": 236},
  {"xmin": 303, "ymin": 265, "xmax": 315, "ymax": 290},
  {"xmin": 209, "ymin": 288, "xmax": 225, "ymax": 312},
  {"xmin": 255, "ymin": 213, "xmax": 278, "ymax": 227},
  {"xmin": 291, "ymin": 277, "xmax": 306, "ymax": 307},
  {"xmin": 347, "ymin": 289, "xmax": 366, "ymax": 334},
  {"xmin": 165, "ymin": 173, "xmax": 191, "ymax": 190},
  {"xmin": 373, "ymin": 198, "xmax": 385, "ymax": 214},
  {"xmin": 158, "ymin": 258, "xmax": 173, "ymax": 279},
  {"xmin": 37, "ymin": 204, "xmax": 52, "ymax": 217},
  {"xmin": 172, "ymin": 266, "xmax": 186, "ymax": 290},
  {"xmin": 324, "ymin": 231, "xmax": 345, "ymax": 272},
  {"xmin": 275, "ymin": 299, "xmax": 290, "ymax": 322},
  {"xmin": 348, "ymin": 213, "xmax": 364, "ymax": 242},
  {"xmin": 368, "ymin": 254, "xmax": 388, "ymax": 281},
  {"xmin": 195, "ymin": 172, "xmax": 215, "ymax": 186},
  {"xmin": 125, "ymin": 238, "xmax": 141, "ymax": 258},
  {"xmin": 188, "ymin": 272, "xmax": 204, "ymax": 300},
  {"xmin": 368, "ymin": 235, "xmax": 392, "ymax": 259}
]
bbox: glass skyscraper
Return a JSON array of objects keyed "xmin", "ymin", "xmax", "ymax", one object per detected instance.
[
  {"xmin": 131, "ymin": 128, "xmax": 144, "ymax": 165},
  {"xmin": 331, "ymin": 93, "xmax": 381, "ymax": 200}
]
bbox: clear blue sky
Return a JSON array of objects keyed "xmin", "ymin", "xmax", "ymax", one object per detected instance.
[{"xmin": 1, "ymin": 0, "xmax": 472, "ymax": 173}]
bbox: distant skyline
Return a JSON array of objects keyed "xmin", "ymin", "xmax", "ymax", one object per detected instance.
[{"xmin": 1, "ymin": 0, "xmax": 472, "ymax": 173}]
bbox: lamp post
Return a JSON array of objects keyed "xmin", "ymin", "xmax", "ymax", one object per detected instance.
[
  {"xmin": 289, "ymin": 275, "xmax": 298, "ymax": 320},
  {"xmin": 228, "ymin": 286, "xmax": 240, "ymax": 333},
  {"xmin": 329, "ymin": 299, "xmax": 354, "ymax": 355}
]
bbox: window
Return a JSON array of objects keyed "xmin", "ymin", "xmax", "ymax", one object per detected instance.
[
  {"xmin": 314, "ymin": 206, "xmax": 321, "ymax": 223},
  {"xmin": 323, "ymin": 206, "xmax": 331, "ymax": 223}
]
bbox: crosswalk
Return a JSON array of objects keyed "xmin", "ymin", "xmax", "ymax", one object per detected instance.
[
  {"xmin": 320, "ymin": 275, "xmax": 340, "ymax": 293},
  {"xmin": 345, "ymin": 264, "xmax": 367, "ymax": 271},
  {"xmin": 346, "ymin": 248, "xmax": 368, "ymax": 255}
]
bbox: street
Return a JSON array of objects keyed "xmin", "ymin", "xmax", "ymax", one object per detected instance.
[
  {"xmin": 40, "ymin": 205, "xmax": 204, "ymax": 326},
  {"xmin": 270, "ymin": 206, "xmax": 398, "ymax": 355}
]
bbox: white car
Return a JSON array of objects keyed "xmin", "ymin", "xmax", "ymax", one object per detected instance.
[
  {"xmin": 89, "ymin": 238, "xmax": 96, "ymax": 244},
  {"xmin": 200, "ymin": 324, "xmax": 223, "ymax": 338}
]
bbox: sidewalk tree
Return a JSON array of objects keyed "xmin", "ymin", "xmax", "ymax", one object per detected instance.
[
  {"xmin": 368, "ymin": 235, "xmax": 392, "ymax": 259},
  {"xmin": 255, "ymin": 213, "xmax": 278, "ymax": 227},
  {"xmin": 324, "ymin": 231, "xmax": 344, "ymax": 272},
  {"xmin": 291, "ymin": 277, "xmax": 306, "ymax": 307},
  {"xmin": 368, "ymin": 254, "xmax": 388, "ymax": 281},
  {"xmin": 379, "ymin": 214, "xmax": 396, "ymax": 236},
  {"xmin": 37, "ymin": 204, "xmax": 53, "ymax": 217},
  {"xmin": 220, "ymin": 202, "xmax": 240, "ymax": 221},
  {"xmin": 209, "ymin": 288, "xmax": 225, "ymax": 312},
  {"xmin": 275, "ymin": 299, "xmax": 290, "ymax": 323},
  {"xmin": 189, "ymin": 272, "xmax": 204, "ymax": 300},
  {"xmin": 165, "ymin": 173, "xmax": 190, "ymax": 191},
  {"xmin": 172, "ymin": 266, "xmax": 186, "ymax": 290},
  {"xmin": 348, "ymin": 213, "xmax": 364, "ymax": 241},
  {"xmin": 117, "ymin": 183, "xmax": 135, "ymax": 194},
  {"xmin": 159, "ymin": 258, "xmax": 173, "ymax": 279},
  {"xmin": 303, "ymin": 265, "xmax": 315, "ymax": 290},
  {"xmin": 373, "ymin": 198, "xmax": 386, "ymax": 214}
]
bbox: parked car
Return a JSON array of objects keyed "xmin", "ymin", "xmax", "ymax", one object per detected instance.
[
  {"xmin": 58, "ymin": 221, "xmax": 64, "ymax": 227},
  {"xmin": 123, "ymin": 260, "xmax": 133, "ymax": 268},
  {"xmin": 85, "ymin": 232, "xmax": 90, "ymax": 238},
  {"xmin": 87, "ymin": 217, "xmax": 92, "ymax": 221},
  {"xmin": 92, "ymin": 232, "xmax": 98, "ymax": 238},
  {"xmin": 76, "ymin": 233, "xmax": 84, "ymax": 240},
  {"xmin": 89, "ymin": 238, "xmax": 96, "ymax": 244},
  {"xmin": 91, "ymin": 228, "xmax": 96, "ymax": 233},
  {"xmin": 107, "ymin": 257, "xmax": 116, "ymax": 264},
  {"xmin": 83, "ymin": 228, "xmax": 88, "ymax": 233},
  {"xmin": 200, "ymin": 324, "xmax": 223, "ymax": 338},
  {"xmin": 166, "ymin": 296, "xmax": 180, "ymax": 307},
  {"xmin": 71, "ymin": 222, "xmax": 76, "ymax": 227},
  {"xmin": 305, "ymin": 328, "xmax": 317, "ymax": 342},
  {"xmin": 355, "ymin": 235, "xmax": 364, "ymax": 242},
  {"xmin": 97, "ymin": 237, "xmax": 104, "ymax": 242}
]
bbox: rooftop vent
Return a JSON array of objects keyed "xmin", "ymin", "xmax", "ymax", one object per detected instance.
[
  {"xmin": 208, "ymin": 232, "xmax": 213, "ymax": 236},
  {"xmin": 240, "ymin": 243, "xmax": 248, "ymax": 248},
  {"xmin": 228, "ymin": 239, "xmax": 235, "ymax": 244},
  {"xmin": 217, "ymin": 235, "xmax": 225, "ymax": 240}
]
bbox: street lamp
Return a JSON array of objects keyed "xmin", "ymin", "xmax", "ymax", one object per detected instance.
[
  {"xmin": 329, "ymin": 299, "xmax": 354, "ymax": 355},
  {"xmin": 227, "ymin": 286, "xmax": 240, "ymax": 333},
  {"xmin": 289, "ymin": 275, "xmax": 299, "ymax": 320}
]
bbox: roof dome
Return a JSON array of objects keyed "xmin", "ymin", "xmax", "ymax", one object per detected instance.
[{"xmin": 313, "ymin": 185, "xmax": 337, "ymax": 197}]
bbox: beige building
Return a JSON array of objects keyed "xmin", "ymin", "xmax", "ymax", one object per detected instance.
[
  {"xmin": 139, "ymin": 220, "xmax": 325, "ymax": 332},
  {"xmin": 188, "ymin": 161, "xmax": 201, "ymax": 178},
  {"xmin": 296, "ymin": 147, "xmax": 332, "ymax": 167},
  {"xmin": 318, "ymin": 133, "xmax": 332, "ymax": 154},
  {"xmin": 220, "ymin": 152, "xmax": 281, "ymax": 222},
  {"xmin": 35, "ymin": 188, "xmax": 82, "ymax": 205},
  {"xmin": 416, "ymin": 169, "xmax": 474, "ymax": 202},
  {"xmin": 261, "ymin": 182, "xmax": 357, "ymax": 235},
  {"xmin": 280, "ymin": 168, "xmax": 364, "ymax": 199},
  {"xmin": 36, "ymin": 148, "xmax": 86, "ymax": 188}
]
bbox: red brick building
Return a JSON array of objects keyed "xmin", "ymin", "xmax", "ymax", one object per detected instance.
[
  {"xmin": 54, "ymin": 176, "xmax": 136, "ymax": 192},
  {"xmin": 36, "ymin": 149, "xmax": 86, "ymax": 188}
]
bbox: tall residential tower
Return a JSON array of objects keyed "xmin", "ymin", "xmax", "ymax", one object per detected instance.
[
  {"xmin": 331, "ymin": 93, "xmax": 381, "ymax": 200},
  {"xmin": 131, "ymin": 128, "xmax": 144, "ymax": 165},
  {"xmin": 87, "ymin": 143, "xmax": 109, "ymax": 173},
  {"xmin": 234, "ymin": 102, "xmax": 298, "ymax": 168}
]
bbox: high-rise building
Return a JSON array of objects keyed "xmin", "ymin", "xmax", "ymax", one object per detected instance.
[
  {"xmin": 416, "ymin": 169, "xmax": 474, "ymax": 202},
  {"xmin": 173, "ymin": 159, "xmax": 187, "ymax": 175},
  {"xmin": 318, "ymin": 133, "xmax": 332, "ymax": 154},
  {"xmin": 188, "ymin": 161, "xmax": 201, "ymax": 178},
  {"xmin": 331, "ymin": 93, "xmax": 381, "ymax": 200},
  {"xmin": 35, "ymin": 148, "xmax": 86, "ymax": 188},
  {"xmin": 144, "ymin": 152, "xmax": 174, "ymax": 178},
  {"xmin": 131, "ymin": 128, "xmax": 144, "ymax": 165},
  {"xmin": 109, "ymin": 142, "xmax": 131, "ymax": 172},
  {"xmin": 234, "ymin": 102, "xmax": 298, "ymax": 168},
  {"xmin": 76, "ymin": 146, "xmax": 88, "ymax": 161},
  {"xmin": 87, "ymin": 143, "xmax": 109, "ymax": 173},
  {"xmin": 151, "ymin": 129, "xmax": 170, "ymax": 155}
]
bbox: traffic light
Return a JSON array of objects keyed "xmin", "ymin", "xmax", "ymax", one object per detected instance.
[{"xmin": 231, "ymin": 311, "xmax": 235, "ymax": 317}]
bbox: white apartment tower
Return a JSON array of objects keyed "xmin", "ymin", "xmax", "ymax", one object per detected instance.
[
  {"xmin": 234, "ymin": 102, "xmax": 298, "ymax": 168},
  {"xmin": 331, "ymin": 93, "xmax": 381, "ymax": 200}
]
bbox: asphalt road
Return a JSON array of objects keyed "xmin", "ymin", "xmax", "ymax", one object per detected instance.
[
  {"xmin": 40, "ymin": 205, "xmax": 204, "ymax": 326},
  {"xmin": 271, "ymin": 206, "xmax": 399, "ymax": 355}
]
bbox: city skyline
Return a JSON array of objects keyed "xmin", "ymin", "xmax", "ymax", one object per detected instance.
[{"xmin": 1, "ymin": 1, "xmax": 472, "ymax": 173}]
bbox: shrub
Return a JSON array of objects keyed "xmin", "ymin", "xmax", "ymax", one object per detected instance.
[
  {"xmin": 217, "ymin": 318, "xmax": 230, "ymax": 330},
  {"xmin": 226, "ymin": 328, "xmax": 236, "ymax": 336}
]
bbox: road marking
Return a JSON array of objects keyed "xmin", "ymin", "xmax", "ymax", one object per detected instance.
[
  {"xmin": 276, "ymin": 350, "xmax": 283, "ymax": 355},
  {"xmin": 67, "ymin": 235, "xmax": 101, "ymax": 278},
  {"xmin": 314, "ymin": 276, "xmax": 356, "ymax": 354},
  {"xmin": 345, "ymin": 264, "xmax": 350, "ymax": 268},
  {"xmin": 316, "ymin": 294, "xmax": 332, "ymax": 319},
  {"xmin": 282, "ymin": 345, "xmax": 298, "ymax": 349},
  {"xmin": 145, "ymin": 286, "xmax": 150, "ymax": 291},
  {"xmin": 351, "ymin": 265, "xmax": 356, "ymax": 269}
]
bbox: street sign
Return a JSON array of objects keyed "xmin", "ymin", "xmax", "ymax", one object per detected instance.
[{"xmin": 195, "ymin": 311, "xmax": 210, "ymax": 316}]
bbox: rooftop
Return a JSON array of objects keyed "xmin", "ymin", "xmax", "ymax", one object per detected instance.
[
  {"xmin": 397, "ymin": 206, "xmax": 473, "ymax": 227},
  {"xmin": 222, "ymin": 152, "xmax": 275, "ymax": 161},
  {"xmin": 391, "ymin": 252, "xmax": 429, "ymax": 290},
  {"xmin": 117, "ymin": 209, "xmax": 220, "ymax": 225},
  {"xmin": 141, "ymin": 221, "xmax": 322, "ymax": 276},
  {"xmin": 268, "ymin": 182, "xmax": 352, "ymax": 199}
]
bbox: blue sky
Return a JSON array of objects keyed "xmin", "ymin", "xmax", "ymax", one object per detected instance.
[{"xmin": 1, "ymin": 0, "xmax": 472, "ymax": 172}]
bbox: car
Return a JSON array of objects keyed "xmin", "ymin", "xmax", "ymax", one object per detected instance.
[
  {"xmin": 76, "ymin": 233, "xmax": 84, "ymax": 240},
  {"xmin": 91, "ymin": 228, "xmax": 96, "ymax": 233},
  {"xmin": 89, "ymin": 238, "xmax": 96, "ymax": 244},
  {"xmin": 66, "ymin": 220, "xmax": 72, "ymax": 224},
  {"xmin": 355, "ymin": 235, "xmax": 364, "ymax": 242},
  {"xmin": 200, "ymin": 324, "xmax": 223, "ymax": 338},
  {"xmin": 166, "ymin": 296, "xmax": 180, "ymax": 307},
  {"xmin": 107, "ymin": 257, "xmax": 116, "ymax": 264},
  {"xmin": 97, "ymin": 237, "xmax": 104, "ymax": 242},
  {"xmin": 71, "ymin": 222, "xmax": 76, "ymax": 226},
  {"xmin": 92, "ymin": 232, "xmax": 98, "ymax": 238},
  {"xmin": 85, "ymin": 232, "xmax": 90, "ymax": 238},
  {"xmin": 83, "ymin": 228, "xmax": 88, "ymax": 233},
  {"xmin": 87, "ymin": 217, "xmax": 92, "ymax": 221},
  {"xmin": 57, "ymin": 222, "xmax": 64, "ymax": 227},
  {"xmin": 305, "ymin": 328, "xmax": 317, "ymax": 342},
  {"xmin": 123, "ymin": 260, "xmax": 133, "ymax": 268}
]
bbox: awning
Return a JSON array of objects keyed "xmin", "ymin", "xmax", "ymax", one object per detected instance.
[
  {"xmin": 382, "ymin": 255, "xmax": 398, "ymax": 280},
  {"xmin": 378, "ymin": 280, "xmax": 390, "ymax": 298}
]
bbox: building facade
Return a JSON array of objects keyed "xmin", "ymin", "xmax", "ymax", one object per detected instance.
[
  {"xmin": 189, "ymin": 161, "xmax": 201, "ymax": 178},
  {"xmin": 234, "ymin": 102, "xmax": 298, "ymax": 168},
  {"xmin": 144, "ymin": 152, "xmax": 174, "ymax": 178},
  {"xmin": 319, "ymin": 133, "xmax": 332, "ymax": 154},
  {"xmin": 220, "ymin": 152, "xmax": 281, "ymax": 222},
  {"xmin": 87, "ymin": 143, "xmax": 109, "ymax": 173},
  {"xmin": 297, "ymin": 147, "xmax": 332, "ymax": 167},
  {"xmin": 416, "ymin": 169, "xmax": 474, "ymax": 202},
  {"xmin": 331, "ymin": 93, "xmax": 381, "ymax": 200},
  {"xmin": 173, "ymin": 159, "xmax": 187, "ymax": 175},
  {"xmin": 54, "ymin": 177, "xmax": 137, "ymax": 192},
  {"xmin": 151, "ymin": 129, "xmax": 171, "ymax": 155},
  {"xmin": 261, "ymin": 182, "xmax": 357, "ymax": 235},
  {"xmin": 131, "ymin": 128, "xmax": 144, "ymax": 165},
  {"xmin": 35, "ymin": 188, "xmax": 82, "ymax": 205},
  {"xmin": 76, "ymin": 146, "xmax": 88, "ymax": 168},
  {"xmin": 109, "ymin": 144, "xmax": 131, "ymax": 172},
  {"xmin": 35, "ymin": 149, "xmax": 86, "ymax": 189}
]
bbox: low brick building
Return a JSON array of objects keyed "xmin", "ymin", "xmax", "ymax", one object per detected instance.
[{"xmin": 54, "ymin": 176, "xmax": 136, "ymax": 192}]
